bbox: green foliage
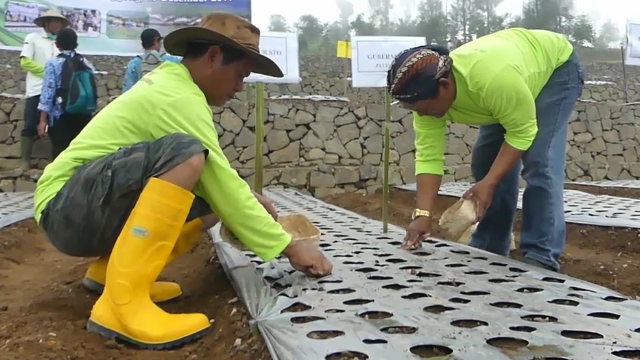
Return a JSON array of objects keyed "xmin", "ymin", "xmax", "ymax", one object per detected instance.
[
  {"xmin": 279, "ymin": 0, "xmax": 615, "ymax": 55},
  {"xmin": 571, "ymin": 14, "xmax": 595, "ymax": 46}
]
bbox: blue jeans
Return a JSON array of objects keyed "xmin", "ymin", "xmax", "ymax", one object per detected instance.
[{"xmin": 469, "ymin": 52, "xmax": 585, "ymax": 270}]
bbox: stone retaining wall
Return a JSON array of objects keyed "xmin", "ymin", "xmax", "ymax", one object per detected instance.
[
  {"xmin": 1, "ymin": 49, "xmax": 639, "ymax": 105},
  {"xmin": 1, "ymin": 94, "xmax": 639, "ymax": 195}
]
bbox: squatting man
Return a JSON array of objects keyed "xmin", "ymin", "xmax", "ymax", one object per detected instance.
[{"xmin": 34, "ymin": 13, "xmax": 332, "ymax": 349}]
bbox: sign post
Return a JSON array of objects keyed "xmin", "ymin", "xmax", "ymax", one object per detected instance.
[
  {"xmin": 350, "ymin": 35, "xmax": 426, "ymax": 232},
  {"xmin": 382, "ymin": 90, "xmax": 391, "ymax": 232},
  {"xmin": 245, "ymin": 32, "xmax": 300, "ymax": 194},
  {"xmin": 337, "ymin": 40, "xmax": 352, "ymax": 96},
  {"xmin": 253, "ymin": 83, "xmax": 265, "ymax": 194}
]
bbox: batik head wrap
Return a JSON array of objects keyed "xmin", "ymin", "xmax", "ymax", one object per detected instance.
[{"xmin": 386, "ymin": 45, "xmax": 453, "ymax": 103}]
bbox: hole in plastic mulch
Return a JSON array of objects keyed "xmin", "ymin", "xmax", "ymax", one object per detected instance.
[{"xmin": 409, "ymin": 344, "xmax": 454, "ymax": 358}]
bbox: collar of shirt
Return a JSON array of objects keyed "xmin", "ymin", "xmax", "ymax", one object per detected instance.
[
  {"xmin": 143, "ymin": 49, "xmax": 164, "ymax": 57},
  {"xmin": 37, "ymin": 28, "xmax": 56, "ymax": 40},
  {"xmin": 60, "ymin": 50, "xmax": 76, "ymax": 57}
]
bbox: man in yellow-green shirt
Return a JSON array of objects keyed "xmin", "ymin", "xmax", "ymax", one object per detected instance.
[
  {"xmin": 387, "ymin": 28, "xmax": 584, "ymax": 272},
  {"xmin": 19, "ymin": 10, "xmax": 68, "ymax": 170},
  {"xmin": 34, "ymin": 13, "xmax": 332, "ymax": 349}
]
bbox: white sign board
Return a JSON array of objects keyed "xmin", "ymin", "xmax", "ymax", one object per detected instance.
[
  {"xmin": 245, "ymin": 32, "xmax": 300, "ymax": 84},
  {"xmin": 350, "ymin": 36, "xmax": 426, "ymax": 88},
  {"xmin": 625, "ymin": 19, "xmax": 640, "ymax": 66}
]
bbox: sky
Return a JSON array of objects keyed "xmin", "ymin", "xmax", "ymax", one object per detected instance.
[{"xmin": 251, "ymin": 0, "xmax": 640, "ymax": 34}]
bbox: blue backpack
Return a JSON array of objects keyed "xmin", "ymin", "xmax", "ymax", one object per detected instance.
[{"xmin": 57, "ymin": 53, "xmax": 97, "ymax": 115}]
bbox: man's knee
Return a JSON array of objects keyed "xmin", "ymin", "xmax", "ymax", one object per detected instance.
[
  {"xmin": 155, "ymin": 133, "xmax": 206, "ymax": 155},
  {"xmin": 148, "ymin": 133, "xmax": 208, "ymax": 176},
  {"xmin": 180, "ymin": 152, "xmax": 206, "ymax": 178}
]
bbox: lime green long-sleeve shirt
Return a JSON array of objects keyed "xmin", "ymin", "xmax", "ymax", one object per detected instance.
[
  {"xmin": 414, "ymin": 28, "xmax": 574, "ymax": 176},
  {"xmin": 34, "ymin": 62, "xmax": 291, "ymax": 261},
  {"xmin": 20, "ymin": 57, "xmax": 45, "ymax": 77}
]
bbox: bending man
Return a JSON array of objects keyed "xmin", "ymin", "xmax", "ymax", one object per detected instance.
[{"xmin": 388, "ymin": 28, "xmax": 584, "ymax": 272}]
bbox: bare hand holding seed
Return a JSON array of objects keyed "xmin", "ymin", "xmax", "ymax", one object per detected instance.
[
  {"xmin": 284, "ymin": 241, "xmax": 333, "ymax": 277},
  {"xmin": 403, "ymin": 216, "xmax": 431, "ymax": 250}
]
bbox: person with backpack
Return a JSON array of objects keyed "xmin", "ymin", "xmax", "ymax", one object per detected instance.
[
  {"xmin": 38, "ymin": 28, "xmax": 97, "ymax": 158},
  {"xmin": 122, "ymin": 28, "xmax": 181, "ymax": 93},
  {"xmin": 18, "ymin": 9, "xmax": 69, "ymax": 170}
]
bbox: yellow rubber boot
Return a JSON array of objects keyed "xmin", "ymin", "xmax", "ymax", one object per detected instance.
[
  {"xmin": 86, "ymin": 178, "xmax": 211, "ymax": 349},
  {"xmin": 82, "ymin": 256, "xmax": 182, "ymax": 303},
  {"xmin": 82, "ymin": 218, "xmax": 203, "ymax": 302},
  {"xmin": 81, "ymin": 218, "xmax": 203, "ymax": 303},
  {"xmin": 167, "ymin": 218, "xmax": 203, "ymax": 263}
]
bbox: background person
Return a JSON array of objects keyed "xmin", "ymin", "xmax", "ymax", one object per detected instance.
[
  {"xmin": 388, "ymin": 28, "xmax": 585, "ymax": 272},
  {"xmin": 37, "ymin": 28, "xmax": 96, "ymax": 158},
  {"xmin": 122, "ymin": 28, "xmax": 181, "ymax": 93},
  {"xmin": 18, "ymin": 9, "xmax": 68, "ymax": 170}
]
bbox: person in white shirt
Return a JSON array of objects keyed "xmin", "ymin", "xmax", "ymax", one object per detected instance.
[{"xmin": 19, "ymin": 9, "xmax": 68, "ymax": 171}]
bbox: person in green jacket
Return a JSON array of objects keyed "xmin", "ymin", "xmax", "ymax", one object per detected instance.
[
  {"xmin": 388, "ymin": 28, "xmax": 585, "ymax": 272},
  {"xmin": 35, "ymin": 13, "xmax": 332, "ymax": 349}
]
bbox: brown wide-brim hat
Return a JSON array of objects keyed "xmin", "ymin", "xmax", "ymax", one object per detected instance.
[
  {"xmin": 34, "ymin": 9, "xmax": 69, "ymax": 28},
  {"xmin": 164, "ymin": 13, "xmax": 283, "ymax": 78}
]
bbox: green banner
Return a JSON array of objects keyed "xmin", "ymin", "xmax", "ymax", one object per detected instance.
[{"xmin": 0, "ymin": 0, "xmax": 251, "ymax": 55}]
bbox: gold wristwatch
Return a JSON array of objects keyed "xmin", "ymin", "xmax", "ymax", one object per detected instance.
[{"xmin": 411, "ymin": 209, "xmax": 431, "ymax": 220}]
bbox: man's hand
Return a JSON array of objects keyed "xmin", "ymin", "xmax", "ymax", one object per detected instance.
[
  {"xmin": 463, "ymin": 180, "xmax": 497, "ymax": 221},
  {"xmin": 403, "ymin": 216, "xmax": 431, "ymax": 250},
  {"xmin": 37, "ymin": 119, "xmax": 47, "ymax": 138},
  {"xmin": 284, "ymin": 241, "xmax": 332, "ymax": 277},
  {"xmin": 253, "ymin": 191, "xmax": 278, "ymax": 220}
]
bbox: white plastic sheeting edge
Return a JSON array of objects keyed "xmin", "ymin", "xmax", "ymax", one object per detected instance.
[
  {"xmin": 0, "ymin": 192, "xmax": 35, "ymax": 229},
  {"xmin": 566, "ymin": 180, "xmax": 640, "ymax": 189},
  {"xmin": 396, "ymin": 182, "xmax": 640, "ymax": 229}
]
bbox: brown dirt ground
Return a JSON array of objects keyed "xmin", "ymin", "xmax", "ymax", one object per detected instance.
[
  {"xmin": 0, "ymin": 184, "xmax": 638, "ymax": 360},
  {"xmin": 0, "ymin": 221, "xmax": 271, "ymax": 360},
  {"xmin": 323, "ymin": 185, "xmax": 640, "ymax": 298}
]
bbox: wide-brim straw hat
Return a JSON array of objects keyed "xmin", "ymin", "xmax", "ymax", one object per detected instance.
[
  {"xmin": 164, "ymin": 13, "xmax": 283, "ymax": 78},
  {"xmin": 34, "ymin": 9, "xmax": 69, "ymax": 28}
]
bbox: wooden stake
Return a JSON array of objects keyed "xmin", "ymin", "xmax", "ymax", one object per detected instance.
[
  {"xmin": 254, "ymin": 83, "xmax": 265, "ymax": 194},
  {"xmin": 382, "ymin": 90, "xmax": 391, "ymax": 232}
]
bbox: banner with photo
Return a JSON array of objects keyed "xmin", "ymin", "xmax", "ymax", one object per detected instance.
[{"xmin": 0, "ymin": 0, "xmax": 251, "ymax": 56}]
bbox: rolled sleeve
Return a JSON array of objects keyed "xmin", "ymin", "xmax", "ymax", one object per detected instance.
[
  {"xmin": 19, "ymin": 33, "xmax": 35, "ymax": 59},
  {"xmin": 37, "ymin": 61, "xmax": 56, "ymax": 113},
  {"xmin": 122, "ymin": 59, "xmax": 138, "ymax": 93},
  {"xmin": 484, "ymin": 70, "xmax": 538, "ymax": 151},
  {"xmin": 153, "ymin": 94, "xmax": 292, "ymax": 261},
  {"xmin": 413, "ymin": 112, "xmax": 446, "ymax": 175}
]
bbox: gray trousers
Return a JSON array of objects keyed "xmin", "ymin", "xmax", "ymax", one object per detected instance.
[{"xmin": 40, "ymin": 133, "xmax": 213, "ymax": 257}]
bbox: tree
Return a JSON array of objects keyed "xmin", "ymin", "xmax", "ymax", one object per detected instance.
[
  {"xmin": 416, "ymin": 0, "xmax": 448, "ymax": 44},
  {"xmin": 470, "ymin": 0, "xmax": 508, "ymax": 37},
  {"xmin": 350, "ymin": 13, "xmax": 377, "ymax": 35},
  {"xmin": 295, "ymin": 15, "xmax": 326, "ymax": 53},
  {"xmin": 521, "ymin": 0, "xmax": 574, "ymax": 35},
  {"xmin": 595, "ymin": 19, "xmax": 620, "ymax": 48},
  {"xmin": 393, "ymin": 16, "xmax": 419, "ymax": 36},
  {"xmin": 449, "ymin": 0, "xmax": 477, "ymax": 42},
  {"xmin": 268, "ymin": 14, "xmax": 289, "ymax": 32},
  {"xmin": 368, "ymin": 0, "xmax": 393, "ymax": 34},
  {"xmin": 335, "ymin": 0, "xmax": 354, "ymax": 40},
  {"xmin": 571, "ymin": 14, "xmax": 595, "ymax": 46}
]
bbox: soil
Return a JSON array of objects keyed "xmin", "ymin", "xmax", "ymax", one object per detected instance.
[
  {"xmin": 0, "ymin": 183, "xmax": 639, "ymax": 360},
  {"xmin": 323, "ymin": 185, "xmax": 640, "ymax": 298},
  {"xmin": 0, "ymin": 221, "xmax": 270, "ymax": 360}
]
